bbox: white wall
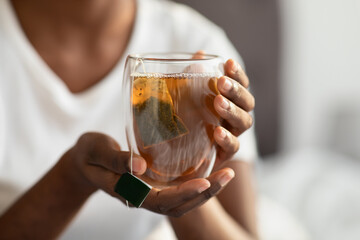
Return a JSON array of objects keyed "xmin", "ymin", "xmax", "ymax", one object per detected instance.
[{"xmin": 279, "ymin": 0, "xmax": 360, "ymax": 156}]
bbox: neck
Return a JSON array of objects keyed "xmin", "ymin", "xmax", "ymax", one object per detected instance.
[
  {"xmin": 11, "ymin": 0, "xmax": 137, "ymax": 93},
  {"xmin": 12, "ymin": 0, "xmax": 136, "ymax": 39}
]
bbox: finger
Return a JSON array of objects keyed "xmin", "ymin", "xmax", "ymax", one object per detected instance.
[
  {"xmin": 77, "ymin": 133, "xmax": 147, "ymax": 175},
  {"xmin": 224, "ymin": 59, "xmax": 249, "ymax": 88},
  {"xmin": 192, "ymin": 50, "xmax": 206, "ymax": 59},
  {"xmin": 217, "ymin": 76, "xmax": 255, "ymax": 112},
  {"xmin": 167, "ymin": 168, "xmax": 235, "ymax": 217},
  {"xmin": 82, "ymin": 164, "xmax": 121, "ymax": 197},
  {"xmin": 83, "ymin": 162, "xmax": 148, "ymax": 205},
  {"xmin": 142, "ymin": 178, "xmax": 211, "ymax": 214},
  {"xmin": 183, "ymin": 51, "xmax": 206, "ymax": 73},
  {"xmin": 214, "ymin": 95, "xmax": 253, "ymax": 136},
  {"xmin": 88, "ymin": 151, "xmax": 147, "ymax": 175},
  {"xmin": 213, "ymin": 126, "xmax": 240, "ymax": 159}
]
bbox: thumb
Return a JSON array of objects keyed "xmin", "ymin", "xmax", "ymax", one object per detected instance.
[
  {"xmin": 88, "ymin": 150, "xmax": 147, "ymax": 175},
  {"xmin": 76, "ymin": 132, "xmax": 147, "ymax": 175}
]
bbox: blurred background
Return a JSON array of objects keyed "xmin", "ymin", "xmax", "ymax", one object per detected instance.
[{"xmin": 170, "ymin": 0, "xmax": 360, "ymax": 239}]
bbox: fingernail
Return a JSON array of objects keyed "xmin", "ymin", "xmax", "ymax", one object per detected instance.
[
  {"xmin": 220, "ymin": 97, "xmax": 230, "ymax": 109},
  {"xmin": 219, "ymin": 172, "xmax": 234, "ymax": 187},
  {"xmin": 131, "ymin": 157, "xmax": 145, "ymax": 173},
  {"xmin": 198, "ymin": 183, "xmax": 211, "ymax": 193},
  {"xmin": 232, "ymin": 62, "xmax": 238, "ymax": 73},
  {"xmin": 222, "ymin": 78, "xmax": 232, "ymax": 91},
  {"xmin": 219, "ymin": 128, "xmax": 227, "ymax": 139}
]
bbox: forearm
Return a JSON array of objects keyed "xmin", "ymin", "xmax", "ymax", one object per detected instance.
[
  {"xmin": 169, "ymin": 197, "xmax": 255, "ymax": 240},
  {"xmin": 217, "ymin": 161, "xmax": 258, "ymax": 236},
  {"xmin": 169, "ymin": 161, "xmax": 258, "ymax": 240},
  {"xmin": 0, "ymin": 149, "xmax": 96, "ymax": 239}
]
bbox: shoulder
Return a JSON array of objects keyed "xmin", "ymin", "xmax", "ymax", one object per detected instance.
[
  {"xmin": 145, "ymin": 0, "xmax": 223, "ymax": 33},
  {"xmin": 139, "ymin": 0, "xmax": 234, "ymax": 55}
]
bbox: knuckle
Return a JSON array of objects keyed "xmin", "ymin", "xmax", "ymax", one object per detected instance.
[
  {"xmin": 78, "ymin": 132, "xmax": 92, "ymax": 141},
  {"xmin": 77, "ymin": 132, "xmax": 101, "ymax": 156},
  {"xmin": 77, "ymin": 133, "xmax": 91, "ymax": 149},
  {"xmin": 78, "ymin": 132, "xmax": 102, "ymax": 146}
]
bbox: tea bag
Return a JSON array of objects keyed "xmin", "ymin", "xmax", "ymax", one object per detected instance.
[{"xmin": 132, "ymin": 76, "xmax": 188, "ymax": 148}]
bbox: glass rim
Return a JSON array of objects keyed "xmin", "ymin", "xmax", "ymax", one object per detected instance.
[{"xmin": 127, "ymin": 52, "xmax": 222, "ymax": 63}]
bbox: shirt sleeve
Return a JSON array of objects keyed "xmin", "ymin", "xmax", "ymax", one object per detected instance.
[{"xmin": 202, "ymin": 28, "xmax": 258, "ymax": 162}]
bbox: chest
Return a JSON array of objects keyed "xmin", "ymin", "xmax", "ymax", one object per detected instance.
[
  {"xmin": 0, "ymin": 71, "xmax": 128, "ymax": 189},
  {"xmin": 37, "ymin": 42, "xmax": 128, "ymax": 93}
]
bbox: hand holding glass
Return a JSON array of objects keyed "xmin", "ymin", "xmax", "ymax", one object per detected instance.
[{"xmin": 123, "ymin": 53, "xmax": 223, "ymax": 188}]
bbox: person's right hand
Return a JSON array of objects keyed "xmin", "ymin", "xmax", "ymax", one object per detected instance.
[{"xmin": 68, "ymin": 132, "xmax": 234, "ymax": 217}]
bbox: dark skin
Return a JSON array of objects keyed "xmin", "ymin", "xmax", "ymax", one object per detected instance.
[
  {"xmin": 0, "ymin": 0, "xmax": 257, "ymax": 239},
  {"xmin": 12, "ymin": 0, "xmax": 136, "ymax": 92}
]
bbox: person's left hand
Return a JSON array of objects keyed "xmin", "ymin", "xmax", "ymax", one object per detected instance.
[
  {"xmin": 142, "ymin": 57, "xmax": 255, "ymax": 217},
  {"xmin": 213, "ymin": 59, "xmax": 255, "ymax": 166}
]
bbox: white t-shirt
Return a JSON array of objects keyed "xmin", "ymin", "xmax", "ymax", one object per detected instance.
[{"xmin": 0, "ymin": 0, "xmax": 257, "ymax": 239}]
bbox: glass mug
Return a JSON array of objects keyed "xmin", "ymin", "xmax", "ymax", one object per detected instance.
[{"xmin": 123, "ymin": 53, "xmax": 224, "ymax": 188}]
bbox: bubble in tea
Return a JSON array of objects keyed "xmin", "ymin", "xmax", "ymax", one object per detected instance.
[{"xmin": 131, "ymin": 72, "xmax": 220, "ymax": 188}]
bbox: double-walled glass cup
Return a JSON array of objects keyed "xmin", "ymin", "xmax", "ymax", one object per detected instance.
[{"xmin": 123, "ymin": 53, "xmax": 224, "ymax": 188}]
